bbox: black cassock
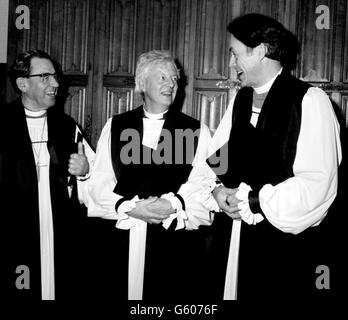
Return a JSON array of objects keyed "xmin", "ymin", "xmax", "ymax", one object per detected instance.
[{"xmin": 0, "ymin": 98, "xmax": 88, "ymax": 300}]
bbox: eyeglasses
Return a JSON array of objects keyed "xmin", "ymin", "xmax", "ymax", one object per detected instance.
[{"xmin": 27, "ymin": 73, "xmax": 59, "ymax": 83}]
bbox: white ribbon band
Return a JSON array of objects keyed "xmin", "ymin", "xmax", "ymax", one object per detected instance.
[
  {"xmin": 128, "ymin": 221, "xmax": 147, "ymax": 300},
  {"xmin": 223, "ymin": 219, "xmax": 242, "ymax": 300}
]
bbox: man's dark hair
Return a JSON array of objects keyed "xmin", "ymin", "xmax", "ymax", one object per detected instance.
[
  {"xmin": 228, "ymin": 13, "xmax": 299, "ymax": 70},
  {"xmin": 9, "ymin": 49, "xmax": 53, "ymax": 92}
]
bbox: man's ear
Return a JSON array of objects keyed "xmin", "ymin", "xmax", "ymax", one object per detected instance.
[
  {"xmin": 16, "ymin": 77, "xmax": 27, "ymax": 93},
  {"xmin": 257, "ymin": 43, "xmax": 268, "ymax": 61},
  {"xmin": 138, "ymin": 78, "xmax": 146, "ymax": 92}
]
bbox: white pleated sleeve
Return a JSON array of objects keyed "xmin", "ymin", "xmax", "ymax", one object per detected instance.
[
  {"xmin": 210, "ymin": 87, "xmax": 342, "ymax": 235},
  {"xmin": 86, "ymin": 117, "xmax": 215, "ymax": 230},
  {"xmin": 86, "ymin": 118, "xmax": 122, "ymax": 220},
  {"xmin": 259, "ymin": 87, "xmax": 342, "ymax": 234}
]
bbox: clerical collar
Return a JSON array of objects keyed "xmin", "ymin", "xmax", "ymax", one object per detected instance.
[
  {"xmin": 143, "ymin": 107, "xmax": 168, "ymax": 120},
  {"xmin": 25, "ymin": 108, "xmax": 47, "ymax": 119},
  {"xmin": 253, "ymin": 68, "xmax": 283, "ymax": 94}
]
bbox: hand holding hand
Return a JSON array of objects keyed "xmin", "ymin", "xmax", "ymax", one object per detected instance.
[
  {"xmin": 213, "ymin": 185, "xmax": 241, "ymax": 219},
  {"xmin": 68, "ymin": 142, "xmax": 89, "ymax": 176},
  {"xmin": 146, "ymin": 198, "xmax": 176, "ymax": 216},
  {"xmin": 127, "ymin": 197, "xmax": 172, "ymax": 224}
]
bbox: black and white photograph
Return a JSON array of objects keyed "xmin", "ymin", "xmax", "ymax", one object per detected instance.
[{"xmin": 0, "ymin": 0, "xmax": 346, "ymax": 316}]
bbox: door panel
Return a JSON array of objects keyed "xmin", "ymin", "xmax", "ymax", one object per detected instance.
[{"xmin": 6, "ymin": 0, "xmax": 348, "ymax": 148}]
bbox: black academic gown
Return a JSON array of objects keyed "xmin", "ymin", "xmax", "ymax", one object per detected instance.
[{"xmin": 0, "ymin": 98, "xmax": 88, "ymax": 300}]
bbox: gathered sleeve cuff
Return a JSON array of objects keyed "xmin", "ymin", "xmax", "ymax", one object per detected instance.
[
  {"xmin": 177, "ymin": 161, "xmax": 217, "ymax": 230},
  {"xmin": 157, "ymin": 122, "xmax": 216, "ymax": 230},
  {"xmin": 235, "ymin": 183, "xmax": 264, "ymax": 225},
  {"xmin": 160, "ymin": 192, "xmax": 188, "ymax": 230},
  {"xmin": 259, "ymin": 87, "xmax": 342, "ymax": 234},
  {"xmin": 114, "ymin": 195, "xmax": 147, "ymax": 230}
]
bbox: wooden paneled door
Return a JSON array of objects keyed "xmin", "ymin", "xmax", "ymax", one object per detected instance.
[
  {"xmin": 7, "ymin": 0, "xmax": 96, "ymax": 143},
  {"xmin": 90, "ymin": 0, "xmax": 184, "ymax": 145},
  {"xmin": 6, "ymin": 0, "xmax": 348, "ymax": 147},
  {"xmin": 190, "ymin": 0, "xmax": 348, "ymax": 131}
]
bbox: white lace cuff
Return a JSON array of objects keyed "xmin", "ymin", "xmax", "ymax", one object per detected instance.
[
  {"xmin": 115, "ymin": 195, "xmax": 143, "ymax": 230},
  {"xmin": 160, "ymin": 192, "xmax": 188, "ymax": 230},
  {"xmin": 76, "ymin": 171, "xmax": 91, "ymax": 181},
  {"xmin": 236, "ymin": 182, "xmax": 264, "ymax": 225}
]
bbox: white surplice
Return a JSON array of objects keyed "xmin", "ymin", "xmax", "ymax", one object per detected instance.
[
  {"xmin": 209, "ymin": 70, "xmax": 342, "ymax": 299},
  {"xmin": 87, "ymin": 108, "xmax": 215, "ymax": 299}
]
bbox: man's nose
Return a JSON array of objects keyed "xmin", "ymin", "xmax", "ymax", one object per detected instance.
[
  {"xmin": 229, "ymin": 55, "xmax": 236, "ymax": 68},
  {"xmin": 167, "ymin": 78, "xmax": 175, "ymax": 88},
  {"xmin": 50, "ymin": 75, "xmax": 59, "ymax": 87}
]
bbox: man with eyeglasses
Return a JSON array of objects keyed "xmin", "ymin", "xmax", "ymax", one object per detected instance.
[
  {"xmin": 27, "ymin": 72, "xmax": 59, "ymax": 83},
  {"xmin": 0, "ymin": 49, "xmax": 94, "ymax": 300}
]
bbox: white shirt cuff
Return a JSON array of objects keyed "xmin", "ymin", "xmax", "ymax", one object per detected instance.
[
  {"xmin": 160, "ymin": 192, "xmax": 188, "ymax": 230},
  {"xmin": 236, "ymin": 182, "xmax": 264, "ymax": 225},
  {"xmin": 115, "ymin": 195, "xmax": 144, "ymax": 230},
  {"xmin": 200, "ymin": 181, "xmax": 221, "ymax": 212},
  {"xmin": 76, "ymin": 171, "xmax": 91, "ymax": 181}
]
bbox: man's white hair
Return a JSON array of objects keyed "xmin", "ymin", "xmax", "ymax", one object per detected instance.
[{"xmin": 135, "ymin": 50, "xmax": 179, "ymax": 92}]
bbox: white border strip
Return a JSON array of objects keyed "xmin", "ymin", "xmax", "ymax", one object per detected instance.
[{"xmin": 0, "ymin": 0, "xmax": 9, "ymax": 63}]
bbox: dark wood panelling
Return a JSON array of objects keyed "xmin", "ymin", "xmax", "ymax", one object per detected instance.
[
  {"xmin": 14, "ymin": 0, "xmax": 91, "ymax": 74},
  {"xmin": 192, "ymin": 0, "xmax": 234, "ymax": 129},
  {"xmin": 135, "ymin": 0, "xmax": 180, "ymax": 56},
  {"xmin": 343, "ymin": 0, "xmax": 348, "ymax": 83},
  {"xmin": 193, "ymin": 89, "xmax": 229, "ymax": 130},
  {"xmin": 8, "ymin": 0, "xmax": 94, "ymax": 142},
  {"xmin": 94, "ymin": 0, "xmax": 138, "ymax": 143},
  {"xmin": 19, "ymin": 0, "xmax": 52, "ymax": 53},
  {"xmin": 297, "ymin": 0, "xmax": 334, "ymax": 82},
  {"xmin": 104, "ymin": 87, "xmax": 134, "ymax": 120},
  {"xmin": 60, "ymin": 0, "xmax": 90, "ymax": 73},
  {"xmin": 195, "ymin": 0, "xmax": 230, "ymax": 80},
  {"xmin": 241, "ymin": 0, "xmax": 275, "ymax": 17},
  {"xmin": 64, "ymin": 86, "xmax": 87, "ymax": 124},
  {"xmin": 330, "ymin": 0, "xmax": 348, "ymax": 84},
  {"xmin": 88, "ymin": 0, "xmax": 184, "ymax": 145},
  {"xmin": 273, "ymin": 0, "xmax": 298, "ymax": 31},
  {"xmin": 342, "ymin": 94, "xmax": 348, "ymax": 127},
  {"xmin": 6, "ymin": 0, "xmax": 348, "ymax": 146},
  {"xmin": 175, "ymin": 0, "xmax": 197, "ymax": 115},
  {"xmin": 330, "ymin": 91, "xmax": 348, "ymax": 127},
  {"xmin": 103, "ymin": 0, "xmax": 136, "ymax": 75}
]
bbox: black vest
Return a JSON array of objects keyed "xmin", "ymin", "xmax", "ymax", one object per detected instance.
[
  {"xmin": 210, "ymin": 71, "xmax": 310, "ymax": 192},
  {"xmin": 0, "ymin": 98, "xmax": 84, "ymax": 299},
  {"xmin": 206, "ymin": 73, "xmax": 318, "ymax": 299},
  {"xmin": 110, "ymin": 106, "xmax": 200, "ymax": 199},
  {"xmin": 108, "ymin": 106, "xmax": 207, "ymax": 300}
]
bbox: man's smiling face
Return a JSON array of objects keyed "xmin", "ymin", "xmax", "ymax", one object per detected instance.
[
  {"xmin": 229, "ymin": 35, "xmax": 261, "ymax": 88},
  {"xmin": 21, "ymin": 57, "xmax": 59, "ymax": 111},
  {"xmin": 142, "ymin": 61, "xmax": 179, "ymax": 112}
]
